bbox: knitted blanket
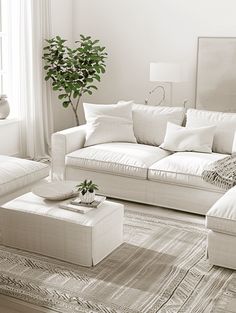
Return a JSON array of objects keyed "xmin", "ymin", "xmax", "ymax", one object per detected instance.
[{"xmin": 202, "ymin": 154, "xmax": 236, "ymax": 190}]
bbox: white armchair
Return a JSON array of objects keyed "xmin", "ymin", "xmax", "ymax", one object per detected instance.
[{"xmin": 51, "ymin": 125, "xmax": 87, "ymax": 180}]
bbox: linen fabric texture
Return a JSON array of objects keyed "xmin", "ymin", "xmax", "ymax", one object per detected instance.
[
  {"xmin": 65, "ymin": 142, "xmax": 171, "ymax": 180},
  {"xmin": 207, "ymin": 185, "xmax": 236, "ymax": 236},
  {"xmin": 160, "ymin": 122, "xmax": 216, "ymax": 153},
  {"xmin": 186, "ymin": 109, "xmax": 236, "ymax": 154},
  {"xmin": 123, "ymin": 102, "xmax": 186, "ymax": 146},
  {"xmin": 83, "ymin": 102, "xmax": 137, "ymax": 147},
  {"xmin": 0, "ymin": 155, "xmax": 49, "ymax": 197},
  {"xmin": 0, "ymin": 193, "xmax": 124, "ymax": 267}
]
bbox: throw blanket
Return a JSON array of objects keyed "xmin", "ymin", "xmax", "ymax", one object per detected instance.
[{"xmin": 202, "ymin": 154, "xmax": 236, "ymax": 190}]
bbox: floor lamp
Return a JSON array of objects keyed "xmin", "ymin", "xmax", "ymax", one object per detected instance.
[{"xmin": 146, "ymin": 62, "xmax": 184, "ymax": 106}]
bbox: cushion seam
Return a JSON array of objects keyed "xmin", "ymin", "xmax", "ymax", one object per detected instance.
[
  {"xmin": 207, "ymin": 215, "xmax": 236, "ymax": 222},
  {"xmin": 207, "ymin": 227, "xmax": 236, "ymax": 236},
  {"xmin": 148, "ymin": 168, "xmax": 203, "ymax": 178},
  {"xmin": 148, "ymin": 176, "xmax": 224, "ymax": 192},
  {"xmin": 65, "ymin": 165, "xmax": 146, "ymax": 180},
  {"xmin": 66, "ymin": 155, "xmax": 162, "ymax": 171}
]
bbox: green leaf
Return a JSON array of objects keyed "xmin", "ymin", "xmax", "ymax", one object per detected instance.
[
  {"xmin": 88, "ymin": 85, "xmax": 98, "ymax": 90},
  {"xmin": 62, "ymin": 101, "xmax": 70, "ymax": 108},
  {"xmin": 100, "ymin": 66, "xmax": 106, "ymax": 74},
  {"xmin": 73, "ymin": 91, "xmax": 78, "ymax": 98},
  {"xmin": 94, "ymin": 74, "xmax": 101, "ymax": 82},
  {"xmin": 58, "ymin": 94, "xmax": 68, "ymax": 99},
  {"xmin": 92, "ymin": 39, "xmax": 100, "ymax": 45}
]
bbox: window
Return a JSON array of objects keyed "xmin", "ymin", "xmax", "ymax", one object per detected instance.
[
  {"xmin": 0, "ymin": 0, "xmax": 3, "ymax": 93},
  {"xmin": 0, "ymin": 0, "xmax": 7, "ymax": 95}
]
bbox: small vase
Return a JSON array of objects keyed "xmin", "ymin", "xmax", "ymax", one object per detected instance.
[
  {"xmin": 79, "ymin": 191, "xmax": 95, "ymax": 204},
  {"xmin": 0, "ymin": 95, "xmax": 10, "ymax": 119}
]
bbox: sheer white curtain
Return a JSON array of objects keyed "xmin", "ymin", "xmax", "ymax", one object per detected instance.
[{"xmin": 3, "ymin": 0, "xmax": 53, "ymax": 160}]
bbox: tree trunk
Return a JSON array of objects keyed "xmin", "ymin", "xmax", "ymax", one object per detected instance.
[
  {"xmin": 74, "ymin": 111, "xmax": 80, "ymax": 126},
  {"xmin": 70, "ymin": 103, "xmax": 80, "ymax": 126}
]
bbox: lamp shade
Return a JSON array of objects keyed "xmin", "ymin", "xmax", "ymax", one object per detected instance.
[{"xmin": 150, "ymin": 62, "xmax": 184, "ymax": 83}]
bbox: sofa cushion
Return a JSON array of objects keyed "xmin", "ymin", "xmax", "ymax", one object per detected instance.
[
  {"xmin": 148, "ymin": 152, "xmax": 228, "ymax": 191},
  {"xmin": 160, "ymin": 122, "xmax": 216, "ymax": 153},
  {"xmin": 83, "ymin": 102, "xmax": 136, "ymax": 147},
  {"xmin": 66, "ymin": 143, "xmax": 171, "ymax": 179},
  {"xmin": 118, "ymin": 102, "xmax": 186, "ymax": 146},
  {"xmin": 186, "ymin": 109, "xmax": 236, "ymax": 154},
  {"xmin": 206, "ymin": 186, "xmax": 236, "ymax": 236},
  {"xmin": 0, "ymin": 156, "xmax": 49, "ymax": 197}
]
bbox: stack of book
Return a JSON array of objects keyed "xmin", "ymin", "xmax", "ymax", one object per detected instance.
[{"xmin": 59, "ymin": 195, "xmax": 106, "ymax": 214}]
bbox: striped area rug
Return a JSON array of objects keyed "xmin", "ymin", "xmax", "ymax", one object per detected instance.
[{"xmin": 0, "ymin": 210, "xmax": 235, "ymax": 313}]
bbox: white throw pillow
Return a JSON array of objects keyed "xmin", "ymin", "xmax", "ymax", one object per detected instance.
[
  {"xmin": 83, "ymin": 102, "xmax": 137, "ymax": 147},
  {"xmin": 186, "ymin": 109, "xmax": 236, "ymax": 154},
  {"xmin": 118, "ymin": 102, "xmax": 186, "ymax": 146},
  {"xmin": 160, "ymin": 122, "xmax": 216, "ymax": 153}
]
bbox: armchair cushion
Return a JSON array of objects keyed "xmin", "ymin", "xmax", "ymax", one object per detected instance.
[{"xmin": 0, "ymin": 155, "xmax": 49, "ymax": 197}]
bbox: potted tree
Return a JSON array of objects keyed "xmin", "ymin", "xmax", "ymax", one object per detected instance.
[{"xmin": 43, "ymin": 35, "xmax": 107, "ymax": 125}]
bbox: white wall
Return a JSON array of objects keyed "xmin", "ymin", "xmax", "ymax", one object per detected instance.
[
  {"xmin": 72, "ymin": 0, "xmax": 236, "ymax": 120},
  {"xmin": 50, "ymin": 0, "xmax": 75, "ymax": 131}
]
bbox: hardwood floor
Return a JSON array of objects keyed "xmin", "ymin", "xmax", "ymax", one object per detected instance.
[{"xmin": 0, "ymin": 199, "xmax": 205, "ymax": 313}]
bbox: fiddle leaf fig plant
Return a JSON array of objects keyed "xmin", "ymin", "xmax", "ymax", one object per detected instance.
[{"xmin": 42, "ymin": 35, "xmax": 107, "ymax": 125}]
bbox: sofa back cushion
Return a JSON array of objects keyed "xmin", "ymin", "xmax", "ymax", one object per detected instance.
[
  {"xmin": 83, "ymin": 102, "xmax": 137, "ymax": 147},
  {"xmin": 186, "ymin": 109, "xmax": 236, "ymax": 154},
  {"xmin": 131, "ymin": 104, "xmax": 186, "ymax": 146}
]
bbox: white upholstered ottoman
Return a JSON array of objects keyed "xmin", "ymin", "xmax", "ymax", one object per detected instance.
[
  {"xmin": 0, "ymin": 192, "xmax": 124, "ymax": 266},
  {"xmin": 206, "ymin": 185, "xmax": 236, "ymax": 270}
]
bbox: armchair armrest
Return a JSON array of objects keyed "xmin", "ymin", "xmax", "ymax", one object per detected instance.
[{"xmin": 51, "ymin": 124, "xmax": 87, "ymax": 180}]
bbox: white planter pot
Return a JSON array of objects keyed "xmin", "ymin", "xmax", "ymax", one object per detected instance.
[
  {"xmin": 79, "ymin": 191, "xmax": 95, "ymax": 203},
  {"xmin": 0, "ymin": 95, "xmax": 10, "ymax": 119}
]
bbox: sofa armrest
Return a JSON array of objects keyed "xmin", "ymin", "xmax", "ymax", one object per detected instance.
[{"xmin": 51, "ymin": 125, "xmax": 87, "ymax": 180}]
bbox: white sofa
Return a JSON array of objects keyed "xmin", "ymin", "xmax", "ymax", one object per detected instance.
[
  {"xmin": 0, "ymin": 155, "xmax": 49, "ymax": 205},
  {"xmin": 51, "ymin": 105, "xmax": 236, "ymax": 215},
  {"xmin": 206, "ymin": 185, "xmax": 236, "ymax": 270}
]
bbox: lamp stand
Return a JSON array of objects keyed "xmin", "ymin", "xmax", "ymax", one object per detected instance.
[
  {"xmin": 145, "ymin": 85, "xmax": 165, "ymax": 106},
  {"xmin": 169, "ymin": 82, "xmax": 173, "ymax": 106}
]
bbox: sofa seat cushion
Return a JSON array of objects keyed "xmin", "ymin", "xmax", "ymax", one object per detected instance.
[
  {"xmin": 0, "ymin": 156, "xmax": 49, "ymax": 197},
  {"xmin": 66, "ymin": 143, "xmax": 171, "ymax": 179},
  {"xmin": 206, "ymin": 186, "xmax": 236, "ymax": 236},
  {"xmin": 148, "ymin": 152, "xmax": 228, "ymax": 191}
]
